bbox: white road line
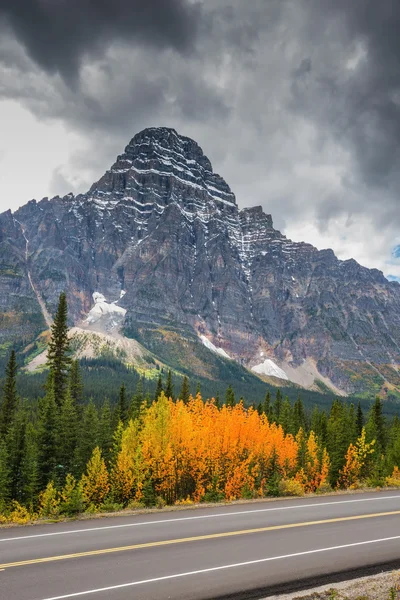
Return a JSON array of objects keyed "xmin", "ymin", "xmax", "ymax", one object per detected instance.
[
  {"xmin": 1, "ymin": 494, "xmax": 399, "ymax": 543},
  {"xmin": 39, "ymin": 535, "xmax": 400, "ymax": 600}
]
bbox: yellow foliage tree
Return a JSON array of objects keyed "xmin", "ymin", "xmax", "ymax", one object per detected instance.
[{"xmin": 80, "ymin": 447, "xmax": 110, "ymax": 507}]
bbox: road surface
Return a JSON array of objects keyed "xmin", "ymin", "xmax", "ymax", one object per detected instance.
[{"xmin": 1, "ymin": 491, "xmax": 400, "ymax": 600}]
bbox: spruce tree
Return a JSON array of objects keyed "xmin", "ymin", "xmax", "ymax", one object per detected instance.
[
  {"xmin": 154, "ymin": 374, "xmax": 163, "ymax": 402},
  {"xmin": 37, "ymin": 388, "xmax": 59, "ymax": 488},
  {"xmin": 117, "ymin": 384, "xmax": 128, "ymax": 423},
  {"xmin": 280, "ymin": 398, "xmax": 292, "ymax": 434},
  {"xmin": 20, "ymin": 422, "xmax": 40, "ymax": 508},
  {"xmin": 99, "ymin": 400, "xmax": 114, "ymax": 465},
  {"xmin": 130, "ymin": 379, "xmax": 144, "ymax": 420},
  {"xmin": 74, "ymin": 400, "xmax": 99, "ymax": 477},
  {"xmin": 356, "ymin": 401, "xmax": 364, "ymax": 437},
  {"xmin": 57, "ymin": 391, "xmax": 78, "ymax": 479},
  {"xmin": 195, "ymin": 382, "xmax": 201, "ymax": 396},
  {"xmin": 0, "ymin": 349, "xmax": 18, "ymax": 437},
  {"xmin": 366, "ymin": 396, "xmax": 386, "ymax": 452},
  {"xmin": 6, "ymin": 406, "xmax": 27, "ymax": 501},
  {"xmin": 265, "ymin": 447, "xmax": 283, "ymax": 496},
  {"xmin": 179, "ymin": 376, "xmax": 190, "ymax": 404},
  {"xmin": 69, "ymin": 360, "xmax": 84, "ymax": 408},
  {"xmin": 0, "ymin": 440, "xmax": 11, "ymax": 508},
  {"xmin": 293, "ymin": 397, "xmax": 306, "ymax": 433},
  {"xmin": 165, "ymin": 370, "xmax": 174, "ymax": 400},
  {"xmin": 225, "ymin": 385, "xmax": 236, "ymax": 407},
  {"xmin": 273, "ymin": 389, "xmax": 283, "ymax": 423},
  {"xmin": 263, "ymin": 391, "xmax": 272, "ymax": 421},
  {"xmin": 47, "ymin": 292, "xmax": 71, "ymax": 406}
]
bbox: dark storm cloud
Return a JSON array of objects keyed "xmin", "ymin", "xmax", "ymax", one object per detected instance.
[
  {"xmin": 303, "ymin": 0, "xmax": 400, "ymax": 193},
  {"xmin": 0, "ymin": 0, "xmax": 200, "ymax": 79}
]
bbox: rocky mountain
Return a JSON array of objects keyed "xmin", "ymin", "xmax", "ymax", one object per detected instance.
[{"xmin": 1, "ymin": 127, "xmax": 400, "ymax": 397}]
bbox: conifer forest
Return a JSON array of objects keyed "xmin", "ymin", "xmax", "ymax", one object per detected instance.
[{"xmin": 0, "ymin": 294, "xmax": 399, "ymax": 524}]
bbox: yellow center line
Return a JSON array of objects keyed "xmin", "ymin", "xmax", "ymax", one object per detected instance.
[{"xmin": 1, "ymin": 510, "xmax": 400, "ymax": 571}]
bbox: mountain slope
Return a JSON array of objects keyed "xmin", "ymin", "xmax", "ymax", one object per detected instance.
[{"xmin": 1, "ymin": 127, "xmax": 400, "ymax": 396}]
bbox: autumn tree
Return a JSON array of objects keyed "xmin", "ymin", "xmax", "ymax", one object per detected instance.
[{"xmin": 80, "ymin": 447, "xmax": 110, "ymax": 507}]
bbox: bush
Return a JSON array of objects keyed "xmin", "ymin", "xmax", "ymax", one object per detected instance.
[
  {"xmin": 9, "ymin": 501, "xmax": 34, "ymax": 524},
  {"xmin": 100, "ymin": 497, "xmax": 124, "ymax": 513},
  {"xmin": 127, "ymin": 500, "xmax": 145, "ymax": 510},
  {"xmin": 59, "ymin": 475, "xmax": 84, "ymax": 516},
  {"xmin": 386, "ymin": 466, "xmax": 400, "ymax": 488},
  {"xmin": 174, "ymin": 496, "xmax": 194, "ymax": 506},
  {"xmin": 278, "ymin": 478, "xmax": 305, "ymax": 497},
  {"xmin": 39, "ymin": 482, "xmax": 60, "ymax": 518},
  {"xmin": 201, "ymin": 489, "xmax": 225, "ymax": 503},
  {"xmin": 156, "ymin": 496, "xmax": 166, "ymax": 509}
]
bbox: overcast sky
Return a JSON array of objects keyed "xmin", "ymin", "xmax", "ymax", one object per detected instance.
[{"xmin": 0, "ymin": 0, "xmax": 399, "ymax": 279}]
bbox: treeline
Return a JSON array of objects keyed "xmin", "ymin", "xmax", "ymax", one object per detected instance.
[{"xmin": 0, "ymin": 294, "xmax": 399, "ymax": 523}]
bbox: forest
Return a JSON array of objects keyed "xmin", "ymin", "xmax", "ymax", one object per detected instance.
[{"xmin": 0, "ymin": 293, "xmax": 399, "ymax": 524}]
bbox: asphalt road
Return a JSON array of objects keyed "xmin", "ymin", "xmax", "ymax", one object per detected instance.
[{"xmin": 1, "ymin": 491, "xmax": 400, "ymax": 600}]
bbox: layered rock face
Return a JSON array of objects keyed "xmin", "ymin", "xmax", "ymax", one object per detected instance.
[{"xmin": 1, "ymin": 127, "xmax": 400, "ymax": 394}]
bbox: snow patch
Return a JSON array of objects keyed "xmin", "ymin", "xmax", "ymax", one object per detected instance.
[
  {"xmin": 252, "ymin": 359, "xmax": 289, "ymax": 380},
  {"xmin": 86, "ymin": 292, "xmax": 126, "ymax": 325},
  {"xmin": 200, "ymin": 335, "xmax": 231, "ymax": 359}
]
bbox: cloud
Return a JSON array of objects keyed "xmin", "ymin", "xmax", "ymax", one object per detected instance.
[
  {"xmin": 0, "ymin": 0, "xmax": 400, "ymax": 277},
  {"xmin": 0, "ymin": 0, "xmax": 201, "ymax": 80}
]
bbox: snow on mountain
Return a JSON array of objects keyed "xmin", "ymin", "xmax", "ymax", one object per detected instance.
[
  {"xmin": 200, "ymin": 335, "xmax": 231, "ymax": 360},
  {"xmin": 251, "ymin": 359, "xmax": 289, "ymax": 380},
  {"xmin": 86, "ymin": 292, "xmax": 126, "ymax": 326}
]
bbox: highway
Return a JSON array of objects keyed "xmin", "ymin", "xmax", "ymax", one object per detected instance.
[{"xmin": 1, "ymin": 491, "xmax": 400, "ymax": 600}]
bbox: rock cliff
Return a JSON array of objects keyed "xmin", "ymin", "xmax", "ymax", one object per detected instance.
[{"xmin": 1, "ymin": 127, "xmax": 400, "ymax": 395}]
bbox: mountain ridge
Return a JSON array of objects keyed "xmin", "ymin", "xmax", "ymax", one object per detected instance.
[{"xmin": 1, "ymin": 126, "xmax": 400, "ymax": 398}]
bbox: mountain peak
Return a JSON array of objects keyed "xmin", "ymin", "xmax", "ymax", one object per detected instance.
[{"xmin": 89, "ymin": 126, "xmax": 236, "ymax": 209}]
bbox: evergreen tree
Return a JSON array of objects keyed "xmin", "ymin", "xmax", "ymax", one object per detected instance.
[
  {"xmin": 6, "ymin": 406, "xmax": 28, "ymax": 501},
  {"xmin": 195, "ymin": 382, "xmax": 201, "ymax": 396},
  {"xmin": 0, "ymin": 349, "xmax": 18, "ymax": 437},
  {"xmin": 0, "ymin": 439, "xmax": 10, "ymax": 508},
  {"xmin": 47, "ymin": 292, "xmax": 71, "ymax": 406},
  {"xmin": 99, "ymin": 400, "xmax": 114, "ymax": 465},
  {"xmin": 215, "ymin": 391, "xmax": 221, "ymax": 409},
  {"xmin": 74, "ymin": 400, "xmax": 99, "ymax": 477},
  {"xmin": 165, "ymin": 370, "xmax": 174, "ymax": 400},
  {"xmin": 356, "ymin": 401, "xmax": 364, "ymax": 437},
  {"xmin": 366, "ymin": 396, "xmax": 386, "ymax": 452},
  {"xmin": 293, "ymin": 397, "xmax": 306, "ymax": 434},
  {"xmin": 154, "ymin": 374, "xmax": 163, "ymax": 402},
  {"xmin": 69, "ymin": 360, "xmax": 84, "ymax": 408},
  {"xmin": 20, "ymin": 422, "xmax": 40, "ymax": 508},
  {"xmin": 265, "ymin": 446, "xmax": 283, "ymax": 496},
  {"xmin": 225, "ymin": 385, "xmax": 236, "ymax": 407},
  {"xmin": 326, "ymin": 400, "xmax": 351, "ymax": 486},
  {"xmin": 179, "ymin": 375, "xmax": 190, "ymax": 404},
  {"xmin": 57, "ymin": 391, "xmax": 78, "ymax": 479},
  {"xmin": 280, "ymin": 398, "xmax": 292, "ymax": 434},
  {"xmin": 116, "ymin": 384, "xmax": 128, "ymax": 424},
  {"xmin": 130, "ymin": 379, "xmax": 144, "ymax": 420},
  {"xmin": 37, "ymin": 388, "xmax": 59, "ymax": 488},
  {"xmin": 273, "ymin": 389, "xmax": 283, "ymax": 424},
  {"xmin": 263, "ymin": 390, "xmax": 272, "ymax": 421}
]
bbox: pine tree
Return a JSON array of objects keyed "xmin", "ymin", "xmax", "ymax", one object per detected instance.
[
  {"xmin": 280, "ymin": 398, "xmax": 292, "ymax": 434},
  {"xmin": 154, "ymin": 374, "xmax": 163, "ymax": 402},
  {"xmin": 0, "ymin": 349, "xmax": 18, "ymax": 437},
  {"xmin": 74, "ymin": 400, "xmax": 99, "ymax": 477},
  {"xmin": 273, "ymin": 389, "xmax": 283, "ymax": 424},
  {"xmin": 6, "ymin": 406, "xmax": 27, "ymax": 501},
  {"xmin": 215, "ymin": 391, "xmax": 221, "ymax": 409},
  {"xmin": 356, "ymin": 401, "xmax": 364, "ymax": 437},
  {"xmin": 47, "ymin": 292, "xmax": 71, "ymax": 406},
  {"xmin": 69, "ymin": 360, "xmax": 84, "ymax": 408},
  {"xmin": 263, "ymin": 390, "xmax": 272, "ymax": 421},
  {"xmin": 116, "ymin": 384, "xmax": 128, "ymax": 424},
  {"xmin": 57, "ymin": 391, "xmax": 78, "ymax": 479},
  {"xmin": 0, "ymin": 439, "xmax": 11, "ymax": 508},
  {"xmin": 99, "ymin": 400, "xmax": 114, "ymax": 465},
  {"xmin": 225, "ymin": 385, "xmax": 236, "ymax": 407},
  {"xmin": 179, "ymin": 376, "xmax": 190, "ymax": 404},
  {"xmin": 20, "ymin": 422, "xmax": 40, "ymax": 508},
  {"xmin": 265, "ymin": 446, "xmax": 283, "ymax": 496},
  {"xmin": 195, "ymin": 382, "xmax": 201, "ymax": 396},
  {"xmin": 130, "ymin": 379, "xmax": 144, "ymax": 420},
  {"xmin": 165, "ymin": 370, "xmax": 174, "ymax": 400},
  {"xmin": 37, "ymin": 388, "xmax": 59, "ymax": 488},
  {"xmin": 366, "ymin": 396, "xmax": 386, "ymax": 452},
  {"xmin": 293, "ymin": 397, "xmax": 306, "ymax": 433}
]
